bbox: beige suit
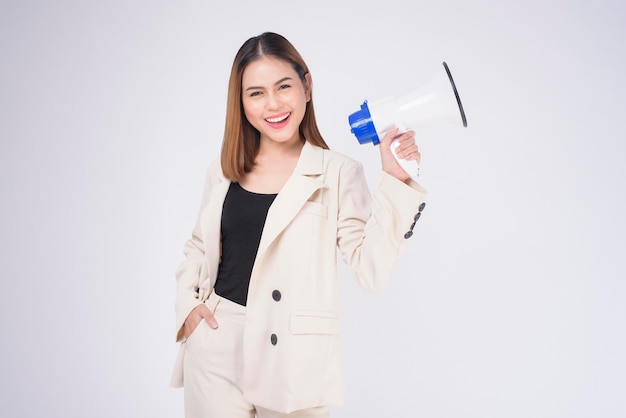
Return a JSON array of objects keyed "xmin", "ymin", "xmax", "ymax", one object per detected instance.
[{"xmin": 171, "ymin": 141, "xmax": 427, "ymax": 413}]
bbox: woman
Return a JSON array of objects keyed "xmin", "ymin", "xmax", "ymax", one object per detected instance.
[{"xmin": 171, "ymin": 32, "xmax": 427, "ymax": 418}]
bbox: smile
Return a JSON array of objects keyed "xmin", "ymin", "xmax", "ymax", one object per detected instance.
[{"xmin": 265, "ymin": 112, "xmax": 291, "ymax": 123}]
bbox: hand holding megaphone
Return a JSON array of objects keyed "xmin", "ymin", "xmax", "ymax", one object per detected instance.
[
  {"xmin": 348, "ymin": 62, "xmax": 468, "ymax": 182},
  {"xmin": 378, "ymin": 127, "xmax": 421, "ymax": 182}
]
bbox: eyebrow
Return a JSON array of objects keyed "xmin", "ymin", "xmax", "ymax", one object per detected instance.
[{"xmin": 245, "ymin": 77, "xmax": 293, "ymax": 91}]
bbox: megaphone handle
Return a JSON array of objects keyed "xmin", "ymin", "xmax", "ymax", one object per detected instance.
[
  {"xmin": 390, "ymin": 127, "xmax": 420, "ymax": 182},
  {"xmin": 391, "ymin": 141, "xmax": 420, "ymax": 181}
]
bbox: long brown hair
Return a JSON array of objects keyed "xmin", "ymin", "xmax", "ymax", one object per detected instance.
[{"xmin": 220, "ymin": 32, "xmax": 329, "ymax": 181}]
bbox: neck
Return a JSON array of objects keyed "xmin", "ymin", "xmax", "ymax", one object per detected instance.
[{"xmin": 257, "ymin": 137, "xmax": 305, "ymax": 159}]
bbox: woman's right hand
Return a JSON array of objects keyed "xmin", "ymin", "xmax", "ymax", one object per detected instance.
[{"xmin": 183, "ymin": 304, "xmax": 219, "ymax": 339}]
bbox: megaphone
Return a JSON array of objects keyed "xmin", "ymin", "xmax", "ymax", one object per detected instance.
[{"xmin": 348, "ymin": 61, "xmax": 467, "ymax": 181}]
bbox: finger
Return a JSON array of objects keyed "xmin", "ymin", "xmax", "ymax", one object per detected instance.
[
  {"xmin": 203, "ymin": 310, "xmax": 219, "ymax": 329},
  {"xmin": 397, "ymin": 145, "xmax": 421, "ymax": 163},
  {"xmin": 380, "ymin": 127, "xmax": 400, "ymax": 148},
  {"xmin": 393, "ymin": 136, "xmax": 415, "ymax": 154},
  {"xmin": 414, "ymin": 150, "xmax": 422, "ymax": 165},
  {"xmin": 395, "ymin": 130, "xmax": 415, "ymax": 142},
  {"xmin": 395, "ymin": 141, "xmax": 418, "ymax": 157},
  {"xmin": 395, "ymin": 132, "xmax": 419, "ymax": 157},
  {"xmin": 184, "ymin": 316, "xmax": 200, "ymax": 339},
  {"xmin": 400, "ymin": 150, "xmax": 420, "ymax": 163}
]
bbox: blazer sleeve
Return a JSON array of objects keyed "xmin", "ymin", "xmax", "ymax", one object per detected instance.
[
  {"xmin": 173, "ymin": 164, "xmax": 217, "ymax": 342},
  {"xmin": 336, "ymin": 161, "xmax": 427, "ymax": 292}
]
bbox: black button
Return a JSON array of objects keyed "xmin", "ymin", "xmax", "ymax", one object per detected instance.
[
  {"xmin": 405, "ymin": 202, "xmax": 426, "ymax": 239},
  {"xmin": 270, "ymin": 334, "xmax": 278, "ymax": 345},
  {"xmin": 272, "ymin": 290, "xmax": 281, "ymax": 301}
]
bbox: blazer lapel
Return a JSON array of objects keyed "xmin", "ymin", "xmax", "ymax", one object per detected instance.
[
  {"xmin": 201, "ymin": 173, "xmax": 231, "ymax": 289},
  {"xmin": 256, "ymin": 142, "xmax": 327, "ymax": 259}
]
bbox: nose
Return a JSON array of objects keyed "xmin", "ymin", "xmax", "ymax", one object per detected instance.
[{"xmin": 265, "ymin": 91, "xmax": 281, "ymax": 110}]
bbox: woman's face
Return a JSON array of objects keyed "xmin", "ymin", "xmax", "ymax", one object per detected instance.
[{"xmin": 241, "ymin": 56, "xmax": 311, "ymax": 147}]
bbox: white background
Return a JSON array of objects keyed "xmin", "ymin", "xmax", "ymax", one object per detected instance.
[{"xmin": 2, "ymin": 1, "xmax": 625, "ymax": 417}]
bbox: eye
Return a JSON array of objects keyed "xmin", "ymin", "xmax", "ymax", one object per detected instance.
[
  {"xmin": 278, "ymin": 84, "xmax": 291, "ymax": 90},
  {"xmin": 248, "ymin": 91, "xmax": 262, "ymax": 97}
]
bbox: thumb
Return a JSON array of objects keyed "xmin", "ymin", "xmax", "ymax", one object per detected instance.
[{"xmin": 379, "ymin": 127, "xmax": 399, "ymax": 149}]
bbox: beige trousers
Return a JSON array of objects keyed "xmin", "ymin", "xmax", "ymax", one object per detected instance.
[{"xmin": 183, "ymin": 292, "xmax": 330, "ymax": 418}]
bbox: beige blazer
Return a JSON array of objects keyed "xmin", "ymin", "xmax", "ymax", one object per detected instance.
[{"xmin": 171, "ymin": 141, "xmax": 427, "ymax": 413}]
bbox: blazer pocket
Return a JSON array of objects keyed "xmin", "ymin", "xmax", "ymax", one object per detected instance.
[
  {"xmin": 290, "ymin": 311, "xmax": 340, "ymax": 335},
  {"xmin": 299, "ymin": 201, "xmax": 327, "ymax": 218}
]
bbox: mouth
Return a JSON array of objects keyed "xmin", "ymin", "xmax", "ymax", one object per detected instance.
[{"xmin": 265, "ymin": 112, "xmax": 291, "ymax": 126}]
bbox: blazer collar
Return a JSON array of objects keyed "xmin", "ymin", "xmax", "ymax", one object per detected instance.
[
  {"xmin": 203, "ymin": 142, "xmax": 328, "ymax": 285},
  {"xmin": 293, "ymin": 140, "xmax": 324, "ymax": 176},
  {"xmin": 255, "ymin": 141, "xmax": 327, "ymax": 260}
]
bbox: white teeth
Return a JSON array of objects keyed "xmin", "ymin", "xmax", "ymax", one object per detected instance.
[{"xmin": 266, "ymin": 113, "xmax": 290, "ymax": 123}]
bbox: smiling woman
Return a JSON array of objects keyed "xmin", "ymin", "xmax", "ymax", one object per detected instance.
[
  {"xmin": 171, "ymin": 32, "xmax": 427, "ymax": 418},
  {"xmin": 220, "ymin": 33, "xmax": 330, "ymax": 183},
  {"xmin": 239, "ymin": 57, "xmax": 312, "ymax": 193},
  {"xmin": 3, "ymin": 1, "xmax": 623, "ymax": 417}
]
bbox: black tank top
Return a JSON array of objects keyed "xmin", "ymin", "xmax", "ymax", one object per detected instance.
[{"xmin": 214, "ymin": 182, "xmax": 277, "ymax": 306}]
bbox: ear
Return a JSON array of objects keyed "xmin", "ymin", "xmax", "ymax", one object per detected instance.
[{"xmin": 304, "ymin": 72, "xmax": 312, "ymax": 102}]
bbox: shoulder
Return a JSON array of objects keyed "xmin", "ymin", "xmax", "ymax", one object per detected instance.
[
  {"xmin": 204, "ymin": 159, "xmax": 225, "ymax": 182},
  {"xmin": 307, "ymin": 143, "xmax": 362, "ymax": 172},
  {"xmin": 323, "ymin": 148, "xmax": 365, "ymax": 184},
  {"xmin": 302, "ymin": 144, "xmax": 366, "ymax": 189}
]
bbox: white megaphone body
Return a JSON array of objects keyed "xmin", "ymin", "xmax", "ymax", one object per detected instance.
[{"xmin": 348, "ymin": 61, "xmax": 467, "ymax": 181}]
